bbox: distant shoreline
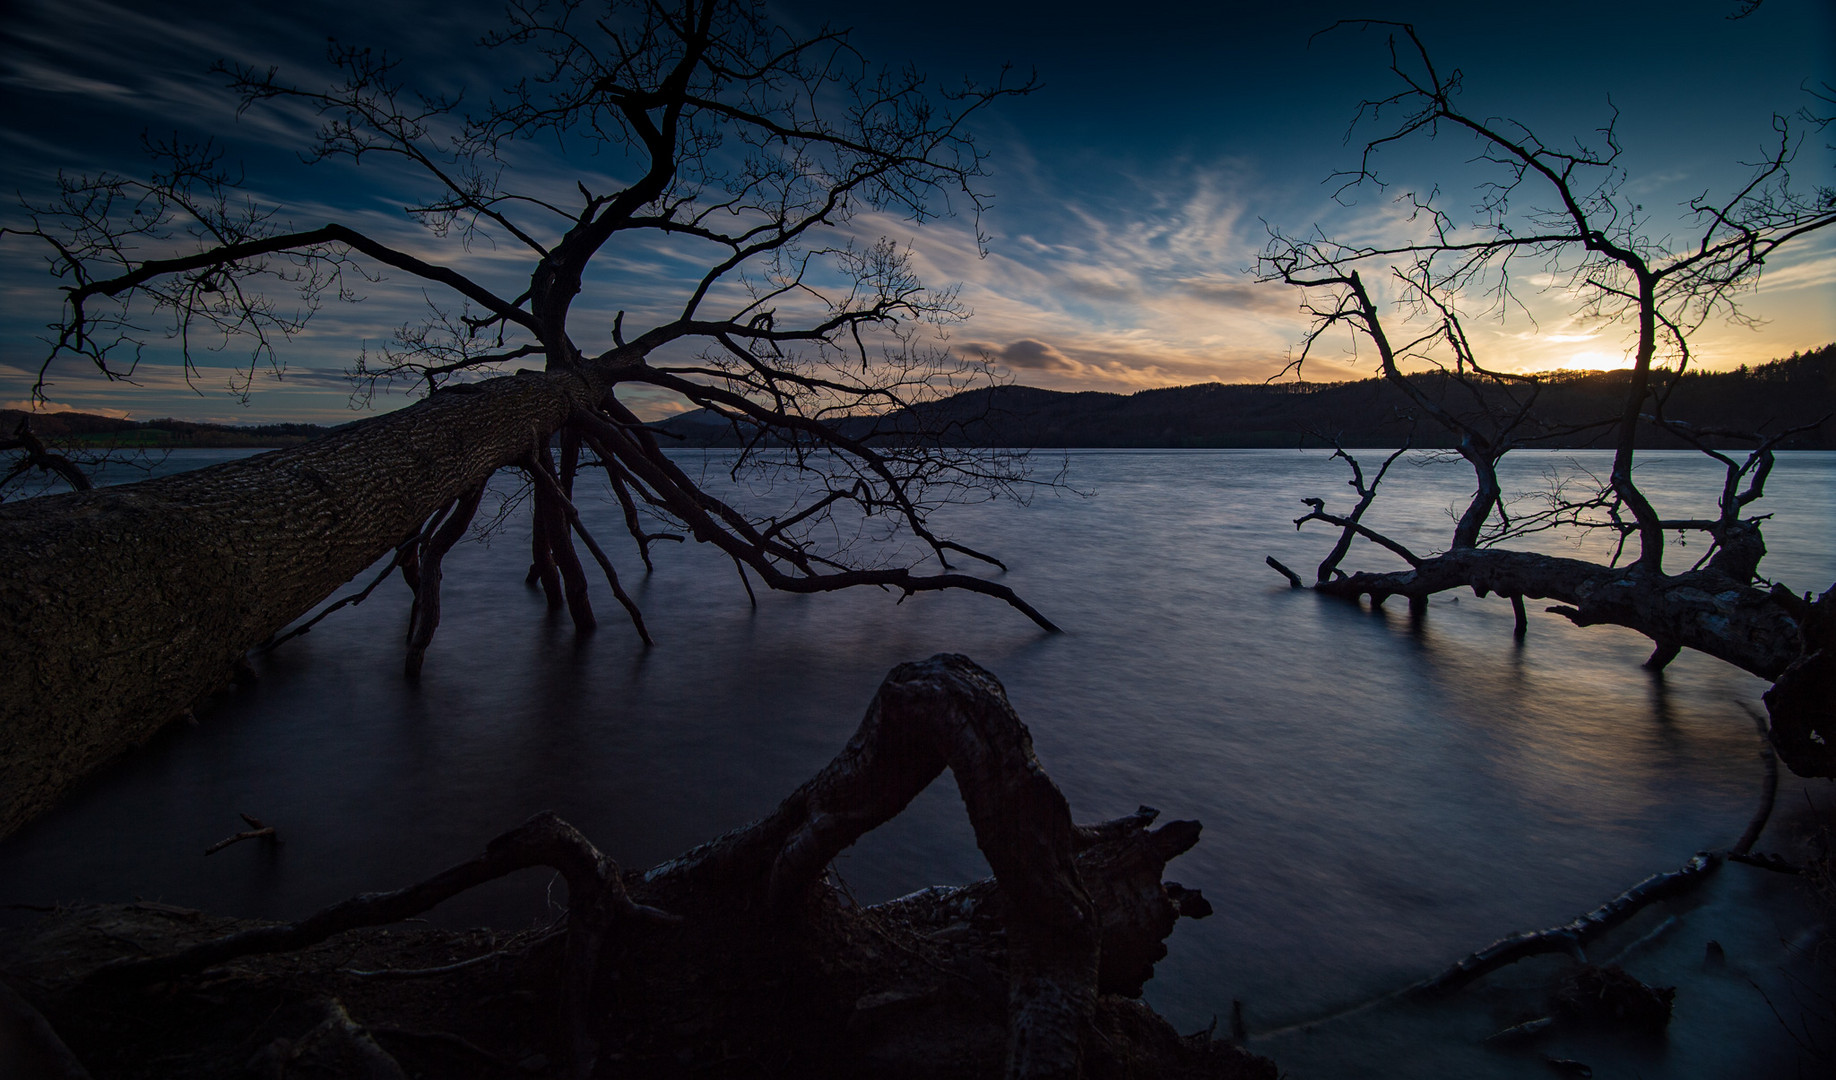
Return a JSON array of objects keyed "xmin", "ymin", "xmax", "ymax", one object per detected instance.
[
  {"xmin": 9, "ymin": 343, "xmax": 1831, "ymax": 451},
  {"xmin": 2, "ymin": 409, "xmax": 331, "ymax": 450}
]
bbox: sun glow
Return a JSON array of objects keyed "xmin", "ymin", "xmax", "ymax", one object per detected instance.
[{"xmin": 1566, "ymin": 350, "xmax": 1631, "ymax": 371}]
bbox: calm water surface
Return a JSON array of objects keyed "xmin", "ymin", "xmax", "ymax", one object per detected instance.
[{"xmin": 5, "ymin": 448, "xmax": 1832, "ymax": 1076}]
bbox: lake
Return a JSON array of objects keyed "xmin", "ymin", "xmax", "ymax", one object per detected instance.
[{"xmin": 4, "ymin": 447, "xmax": 1832, "ymax": 1077}]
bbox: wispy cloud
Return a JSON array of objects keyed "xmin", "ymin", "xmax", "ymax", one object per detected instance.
[{"xmin": 848, "ymin": 160, "xmax": 1346, "ymax": 390}]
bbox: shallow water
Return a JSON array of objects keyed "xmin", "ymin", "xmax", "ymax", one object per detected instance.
[{"xmin": 4, "ymin": 447, "xmax": 1832, "ymax": 1075}]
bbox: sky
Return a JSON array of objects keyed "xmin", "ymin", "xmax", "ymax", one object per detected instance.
[{"xmin": 1, "ymin": 0, "xmax": 1831, "ymax": 423}]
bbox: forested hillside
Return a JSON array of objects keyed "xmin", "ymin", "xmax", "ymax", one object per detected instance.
[
  {"xmin": 11, "ymin": 345, "xmax": 1831, "ymax": 452},
  {"xmin": 657, "ymin": 344, "xmax": 1836, "ymax": 449}
]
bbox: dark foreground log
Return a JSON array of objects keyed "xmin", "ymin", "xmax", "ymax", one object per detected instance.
[{"xmin": 0, "ymin": 656, "xmax": 1275, "ymax": 1080}]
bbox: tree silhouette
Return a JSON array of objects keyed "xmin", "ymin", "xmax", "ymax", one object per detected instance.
[
  {"xmin": 1260, "ymin": 21, "xmax": 1836, "ymax": 774},
  {"xmin": 0, "ymin": 0, "xmax": 1057, "ymax": 835}
]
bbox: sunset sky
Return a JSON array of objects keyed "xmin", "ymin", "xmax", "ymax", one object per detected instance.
[{"xmin": 2, "ymin": 0, "xmax": 1832, "ymax": 423}]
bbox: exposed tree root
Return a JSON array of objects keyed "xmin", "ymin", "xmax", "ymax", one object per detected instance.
[
  {"xmin": 3, "ymin": 656, "xmax": 1271, "ymax": 1080},
  {"xmin": 525, "ymin": 451, "xmax": 651, "ymax": 644}
]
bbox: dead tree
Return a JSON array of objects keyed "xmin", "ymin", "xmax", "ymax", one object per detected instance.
[
  {"xmin": 0, "ymin": 0, "xmax": 1054, "ymax": 837},
  {"xmin": 4, "ymin": 656, "xmax": 1269, "ymax": 1080},
  {"xmin": 1258, "ymin": 22, "xmax": 1836, "ymax": 775}
]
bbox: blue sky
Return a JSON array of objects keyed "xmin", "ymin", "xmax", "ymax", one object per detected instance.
[{"xmin": 2, "ymin": 0, "xmax": 1831, "ymax": 423}]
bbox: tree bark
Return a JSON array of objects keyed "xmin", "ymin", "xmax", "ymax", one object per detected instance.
[{"xmin": 0, "ymin": 368, "xmax": 588, "ymax": 837}]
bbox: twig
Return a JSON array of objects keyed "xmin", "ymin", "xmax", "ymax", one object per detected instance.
[
  {"xmin": 258, "ymin": 535, "xmax": 415, "ymax": 653},
  {"xmin": 204, "ymin": 813, "xmax": 277, "ymax": 856},
  {"xmin": 732, "ymin": 555, "xmax": 759, "ymax": 607}
]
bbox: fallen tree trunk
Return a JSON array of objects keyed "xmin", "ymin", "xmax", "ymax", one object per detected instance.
[
  {"xmin": 1311, "ymin": 549, "xmax": 1808, "ymax": 677},
  {"xmin": 0, "ymin": 362, "xmax": 1057, "ymax": 837},
  {"xmin": 1, "ymin": 655, "xmax": 1274, "ymax": 1080},
  {"xmin": 1306, "ymin": 551, "xmax": 1833, "ymax": 776},
  {"xmin": 0, "ymin": 369, "xmax": 589, "ymax": 838}
]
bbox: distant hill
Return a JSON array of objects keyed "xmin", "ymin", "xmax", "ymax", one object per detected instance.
[
  {"xmin": 10, "ymin": 345, "xmax": 1831, "ymax": 453},
  {"xmin": 652, "ymin": 344, "xmax": 1836, "ymax": 450},
  {"xmin": 0, "ymin": 411, "xmax": 332, "ymax": 449}
]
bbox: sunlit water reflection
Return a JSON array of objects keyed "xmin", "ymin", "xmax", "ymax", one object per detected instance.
[{"xmin": 4, "ymin": 448, "xmax": 1832, "ymax": 1076}]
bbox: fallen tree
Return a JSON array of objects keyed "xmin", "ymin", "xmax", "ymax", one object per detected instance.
[
  {"xmin": 1259, "ymin": 22, "xmax": 1836, "ymax": 774},
  {"xmin": 0, "ymin": 654, "xmax": 1273, "ymax": 1080},
  {"xmin": 0, "ymin": 0, "xmax": 1058, "ymax": 837}
]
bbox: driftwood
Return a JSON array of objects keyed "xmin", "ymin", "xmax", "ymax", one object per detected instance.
[
  {"xmin": 1410, "ymin": 852, "xmax": 1721, "ymax": 998},
  {"xmin": 7, "ymin": 656, "xmax": 1271, "ymax": 1080},
  {"xmin": 1412, "ymin": 722, "xmax": 1784, "ymax": 997}
]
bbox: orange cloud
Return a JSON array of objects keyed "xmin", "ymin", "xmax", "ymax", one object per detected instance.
[{"xmin": 2, "ymin": 399, "xmax": 134, "ymax": 419}]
